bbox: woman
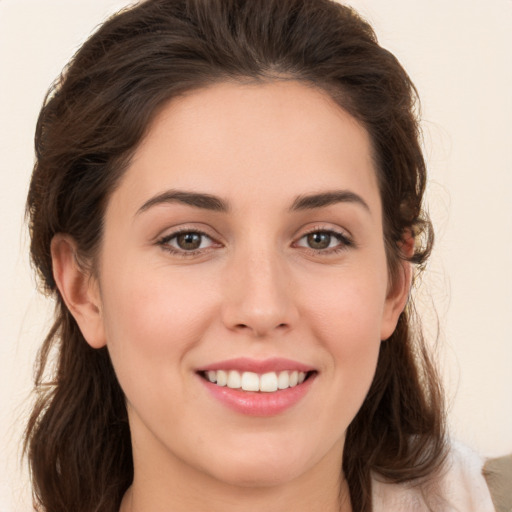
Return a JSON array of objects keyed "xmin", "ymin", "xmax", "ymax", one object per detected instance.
[{"xmin": 23, "ymin": 0, "xmax": 496, "ymax": 511}]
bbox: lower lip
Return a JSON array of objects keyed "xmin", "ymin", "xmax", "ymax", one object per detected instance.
[{"xmin": 199, "ymin": 374, "xmax": 316, "ymax": 417}]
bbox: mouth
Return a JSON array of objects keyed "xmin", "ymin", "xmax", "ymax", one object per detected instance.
[
  {"xmin": 198, "ymin": 369, "xmax": 316, "ymax": 393},
  {"xmin": 196, "ymin": 358, "xmax": 317, "ymax": 415}
]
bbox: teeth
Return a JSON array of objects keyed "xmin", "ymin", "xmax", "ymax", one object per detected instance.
[
  {"xmin": 241, "ymin": 371, "xmax": 259, "ymax": 391},
  {"xmin": 260, "ymin": 372, "xmax": 278, "ymax": 392},
  {"xmin": 227, "ymin": 370, "xmax": 241, "ymax": 389},
  {"xmin": 204, "ymin": 370, "xmax": 309, "ymax": 392},
  {"xmin": 216, "ymin": 370, "xmax": 228, "ymax": 387},
  {"xmin": 277, "ymin": 371, "xmax": 289, "ymax": 390}
]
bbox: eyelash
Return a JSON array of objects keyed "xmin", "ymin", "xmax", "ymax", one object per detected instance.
[
  {"xmin": 157, "ymin": 228, "xmax": 218, "ymax": 258},
  {"xmin": 295, "ymin": 227, "xmax": 354, "ymax": 255},
  {"xmin": 156, "ymin": 227, "xmax": 353, "ymax": 258}
]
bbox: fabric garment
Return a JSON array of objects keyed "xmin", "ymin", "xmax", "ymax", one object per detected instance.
[
  {"xmin": 483, "ymin": 453, "xmax": 512, "ymax": 512},
  {"xmin": 372, "ymin": 441, "xmax": 496, "ymax": 511}
]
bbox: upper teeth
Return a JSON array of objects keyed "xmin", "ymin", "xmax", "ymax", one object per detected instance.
[{"xmin": 205, "ymin": 370, "xmax": 307, "ymax": 392}]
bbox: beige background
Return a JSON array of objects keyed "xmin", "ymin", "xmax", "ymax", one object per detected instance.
[{"xmin": 1, "ymin": 0, "xmax": 511, "ymax": 510}]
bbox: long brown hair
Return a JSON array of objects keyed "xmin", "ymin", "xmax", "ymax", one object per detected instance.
[{"xmin": 25, "ymin": 1, "xmax": 446, "ymax": 511}]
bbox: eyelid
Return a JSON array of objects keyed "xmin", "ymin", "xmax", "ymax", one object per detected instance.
[
  {"xmin": 154, "ymin": 223, "xmax": 354, "ymax": 258},
  {"xmin": 292, "ymin": 225, "xmax": 354, "ymax": 253},
  {"xmin": 155, "ymin": 222, "xmax": 223, "ymax": 243},
  {"xmin": 156, "ymin": 226, "xmax": 223, "ymax": 256}
]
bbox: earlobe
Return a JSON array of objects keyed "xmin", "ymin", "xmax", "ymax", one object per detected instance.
[{"xmin": 51, "ymin": 234, "xmax": 106, "ymax": 349}]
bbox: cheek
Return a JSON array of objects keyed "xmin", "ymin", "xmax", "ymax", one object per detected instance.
[
  {"xmin": 305, "ymin": 267, "xmax": 388, "ymax": 347},
  {"xmin": 98, "ymin": 262, "xmax": 219, "ymax": 384},
  {"xmin": 319, "ymin": 291, "xmax": 382, "ymax": 385},
  {"xmin": 97, "ymin": 264, "xmax": 223, "ymax": 448},
  {"xmin": 302, "ymin": 270, "xmax": 386, "ymax": 415}
]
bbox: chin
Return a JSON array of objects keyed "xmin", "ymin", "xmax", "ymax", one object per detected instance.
[
  {"xmin": 200, "ymin": 441, "xmax": 313, "ymax": 488},
  {"xmin": 212, "ymin": 462, "xmax": 301, "ymax": 489}
]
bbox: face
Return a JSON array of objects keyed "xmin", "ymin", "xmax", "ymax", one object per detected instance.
[{"xmin": 81, "ymin": 81, "xmax": 407, "ymax": 491}]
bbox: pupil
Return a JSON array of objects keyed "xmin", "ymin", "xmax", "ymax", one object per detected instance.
[
  {"xmin": 308, "ymin": 232, "xmax": 331, "ymax": 249},
  {"xmin": 177, "ymin": 232, "xmax": 201, "ymax": 250}
]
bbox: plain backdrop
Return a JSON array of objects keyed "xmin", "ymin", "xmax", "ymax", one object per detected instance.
[{"xmin": 1, "ymin": 0, "xmax": 511, "ymax": 510}]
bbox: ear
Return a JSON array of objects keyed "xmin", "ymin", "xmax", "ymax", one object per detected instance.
[
  {"xmin": 51, "ymin": 234, "xmax": 106, "ymax": 348},
  {"xmin": 380, "ymin": 233, "xmax": 414, "ymax": 341}
]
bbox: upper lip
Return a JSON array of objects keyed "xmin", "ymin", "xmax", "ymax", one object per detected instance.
[{"xmin": 197, "ymin": 357, "xmax": 316, "ymax": 374}]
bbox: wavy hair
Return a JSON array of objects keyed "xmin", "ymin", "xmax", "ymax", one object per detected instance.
[{"xmin": 25, "ymin": 1, "xmax": 446, "ymax": 511}]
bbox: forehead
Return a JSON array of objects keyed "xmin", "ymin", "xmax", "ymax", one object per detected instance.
[{"xmin": 112, "ymin": 80, "xmax": 380, "ymax": 215}]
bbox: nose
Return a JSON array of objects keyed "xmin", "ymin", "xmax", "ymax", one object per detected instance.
[{"xmin": 220, "ymin": 247, "xmax": 299, "ymax": 338}]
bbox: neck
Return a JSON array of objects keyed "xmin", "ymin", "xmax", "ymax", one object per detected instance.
[{"xmin": 120, "ymin": 474, "xmax": 352, "ymax": 512}]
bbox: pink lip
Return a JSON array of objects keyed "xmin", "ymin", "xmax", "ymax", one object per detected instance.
[
  {"xmin": 197, "ymin": 357, "xmax": 315, "ymax": 373},
  {"xmin": 196, "ymin": 358, "xmax": 317, "ymax": 417}
]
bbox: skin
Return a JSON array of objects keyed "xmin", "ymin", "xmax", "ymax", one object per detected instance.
[{"xmin": 52, "ymin": 81, "xmax": 411, "ymax": 512}]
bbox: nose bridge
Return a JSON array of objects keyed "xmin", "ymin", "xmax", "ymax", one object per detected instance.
[{"xmin": 222, "ymin": 239, "xmax": 297, "ymax": 336}]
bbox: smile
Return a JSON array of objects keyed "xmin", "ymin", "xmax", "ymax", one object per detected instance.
[
  {"xmin": 201, "ymin": 369, "xmax": 309, "ymax": 392},
  {"xmin": 197, "ymin": 358, "xmax": 317, "ymax": 416}
]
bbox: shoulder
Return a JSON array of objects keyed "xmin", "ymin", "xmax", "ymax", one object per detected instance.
[
  {"xmin": 372, "ymin": 440, "xmax": 496, "ymax": 512},
  {"xmin": 483, "ymin": 452, "xmax": 512, "ymax": 512}
]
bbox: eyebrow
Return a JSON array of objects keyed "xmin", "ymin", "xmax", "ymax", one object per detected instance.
[
  {"xmin": 136, "ymin": 190, "xmax": 229, "ymax": 215},
  {"xmin": 290, "ymin": 190, "xmax": 370, "ymax": 212},
  {"xmin": 136, "ymin": 188, "xmax": 370, "ymax": 216}
]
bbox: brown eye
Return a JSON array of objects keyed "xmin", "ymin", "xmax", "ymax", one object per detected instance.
[
  {"xmin": 295, "ymin": 229, "xmax": 352, "ymax": 253},
  {"xmin": 306, "ymin": 232, "xmax": 332, "ymax": 250},
  {"xmin": 176, "ymin": 232, "xmax": 203, "ymax": 250},
  {"xmin": 159, "ymin": 230, "xmax": 215, "ymax": 254}
]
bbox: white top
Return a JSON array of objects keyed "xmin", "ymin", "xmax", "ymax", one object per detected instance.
[{"xmin": 372, "ymin": 441, "xmax": 496, "ymax": 511}]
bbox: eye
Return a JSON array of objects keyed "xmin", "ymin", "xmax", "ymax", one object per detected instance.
[
  {"xmin": 295, "ymin": 230, "xmax": 352, "ymax": 252},
  {"xmin": 158, "ymin": 230, "xmax": 217, "ymax": 254}
]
